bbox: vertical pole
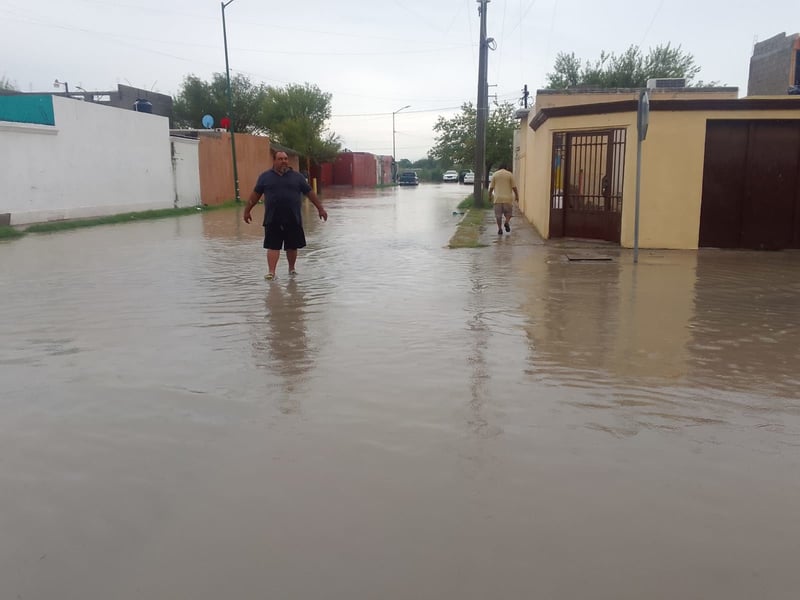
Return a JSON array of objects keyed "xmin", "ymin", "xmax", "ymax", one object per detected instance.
[
  {"xmin": 392, "ymin": 111, "xmax": 396, "ymax": 180},
  {"xmin": 473, "ymin": 0, "xmax": 490, "ymax": 208},
  {"xmin": 633, "ymin": 88, "xmax": 648, "ymax": 264},
  {"xmin": 391, "ymin": 105, "xmax": 410, "ymax": 183},
  {"xmin": 222, "ymin": 1, "xmax": 241, "ymax": 202},
  {"xmin": 634, "ymin": 134, "xmax": 642, "ymax": 264}
]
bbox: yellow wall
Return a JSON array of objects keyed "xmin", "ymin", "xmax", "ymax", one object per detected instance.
[
  {"xmin": 629, "ymin": 107, "xmax": 800, "ymax": 249},
  {"xmin": 519, "ymin": 100, "xmax": 800, "ymax": 249}
]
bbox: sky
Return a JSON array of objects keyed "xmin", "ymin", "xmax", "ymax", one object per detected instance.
[{"xmin": 2, "ymin": 0, "xmax": 799, "ymax": 160}]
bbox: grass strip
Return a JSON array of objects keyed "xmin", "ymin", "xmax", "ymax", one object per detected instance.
[
  {"xmin": 449, "ymin": 191, "xmax": 492, "ymax": 248},
  {"xmin": 23, "ymin": 202, "xmax": 238, "ymax": 234},
  {"xmin": 0, "ymin": 225, "xmax": 25, "ymax": 239},
  {"xmin": 449, "ymin": 207, "xmax": 489, "ymax": 248}
]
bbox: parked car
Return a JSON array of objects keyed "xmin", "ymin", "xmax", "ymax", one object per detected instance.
[
  {"xmin": 443, "ymin": 170, "xmax": 459, "ymax": 183},
  {"xmin": 462, "ymin": 171, "xmax": 475, "ymax": 184},
  {"xmin": 397, "ymin": 171, "xmax": 419, "ymax": 186}
]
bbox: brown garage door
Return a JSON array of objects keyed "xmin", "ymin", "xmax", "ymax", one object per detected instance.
[{"xmin": 699, "ymin": 120, "xmax": 800, "ymax": 249}]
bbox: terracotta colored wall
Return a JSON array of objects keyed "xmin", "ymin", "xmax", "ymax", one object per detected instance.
[
  {"xmin": 333, "ymin": 153, "xmax": 353, "ymax": 185},
  {"xmin": 333, "ymin": 152, "xmax": 378, "ymax": 186},
  {"xmin": 353, "ymin": 152, "xmax": 377, "ymax": 186},
  {"xmin": 378, "ymin": 155, "xmax": 393, "ymax": 184},
  {"xmin": 198, "ymin": 132, "xmax": 271, "ymax": 205},
  {"xmin": 313, "ymin": 162, "xmax": 334, "ymax": 187}
]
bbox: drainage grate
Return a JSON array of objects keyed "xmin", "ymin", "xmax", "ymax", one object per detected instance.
[{"xmin": 565, "ymin": 253, "xmax": 614, "ymax": 262}]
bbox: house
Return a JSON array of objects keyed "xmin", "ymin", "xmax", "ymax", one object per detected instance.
[
  {"xmin": 748, "ymin": 32, "xmax": 800, "ymax": 95},
  {"xmin": 514, "ymin": 86, "xmax": 800, "ymax": 250}
]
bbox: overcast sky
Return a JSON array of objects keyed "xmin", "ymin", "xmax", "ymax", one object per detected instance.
[{"xmin": 2, "ymin": 0, "xmax": 799, "ymax": 160}]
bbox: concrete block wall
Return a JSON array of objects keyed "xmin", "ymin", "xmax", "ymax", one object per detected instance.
[
  {"xmin": 748, "ymin": 32, "xmax": 799, "ymax": 95},
  {"xmin": 1, "ymin": 96, "xmax": 176, "ymax": 225}
]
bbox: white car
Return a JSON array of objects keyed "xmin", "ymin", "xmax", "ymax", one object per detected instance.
[
  {"xmin": 442, "ymin": 170, "xmax": 459, "ymax": 183},
  {"xmin": 462, "ymin": 171, "xmax": 475, "ymax": 184}
]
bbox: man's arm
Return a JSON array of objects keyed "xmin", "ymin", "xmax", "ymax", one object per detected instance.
[
  {"xmin": 243, "ymin": 191, "xmax": 261, "ymax": 224},
  {"xmin": 306, "ymin": 189, "xmax": 328, "ymax": 221},
  {"xmin": 512, "ymin": 185, "xmax": 519, "ymax": 203}
]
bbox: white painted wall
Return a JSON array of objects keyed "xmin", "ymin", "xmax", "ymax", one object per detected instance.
[
  {"xmin": 170, "ymin": 137, "xmax": 201, "ymax": 208},
  {"xmin": 0, "ymin": 96, "xmax": 176, "ymax": 225}
]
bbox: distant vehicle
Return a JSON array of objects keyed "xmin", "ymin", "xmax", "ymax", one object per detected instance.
[
  {"xmin": 397, "ymin": 171, "xmax": 419, "ymax": 186},
  {"xmin": 462, "ymin": 171, "xmax": 475, "ymax": 184},
  {"xmin": 443, "ymin": 170, "xmax": 459, "ymax": 183}
]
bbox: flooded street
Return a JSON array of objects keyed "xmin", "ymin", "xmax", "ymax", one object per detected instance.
[{"xmin": 1, "ymin": 183, "xmax": 799, "ymax": 599}]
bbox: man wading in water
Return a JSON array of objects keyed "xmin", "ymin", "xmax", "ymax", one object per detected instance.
[{"xmin": 244, "ymin": 151, "xmax": 327, "ymax": 280}]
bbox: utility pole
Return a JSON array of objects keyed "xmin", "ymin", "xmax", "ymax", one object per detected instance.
[
  {"xmin": 221, "ymin": 0, "xmax": 241, "ymax": 202},
  {"xmin": 392, "ymin": 104, "xmax": 410, "ymax": 182},
  {"xmin": 473, "ymin": 0, "xmax": 490, "ymax": 208},
  {"xmin": 521, "ymin": 84, "xmax": 529, "ymax": 109}
]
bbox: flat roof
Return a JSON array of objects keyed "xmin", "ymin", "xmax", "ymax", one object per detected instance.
[{"xmin": 530, "ymin": 97, "xmax": 800, "ymax": 130}]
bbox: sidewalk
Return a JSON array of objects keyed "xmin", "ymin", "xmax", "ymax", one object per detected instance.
[{"xmin": 478, "ymin": 206, "xmax": 622, "ymax": 258}]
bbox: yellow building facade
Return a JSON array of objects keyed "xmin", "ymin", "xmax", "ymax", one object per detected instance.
[{"xmin": 515, "ymin": 90, "xmax": 800, "ymax": 249}]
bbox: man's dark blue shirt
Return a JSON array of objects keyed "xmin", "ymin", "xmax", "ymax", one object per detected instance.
[{"xmin": 253, "ymin": 168, "xmax": 312, "ymax": 226}]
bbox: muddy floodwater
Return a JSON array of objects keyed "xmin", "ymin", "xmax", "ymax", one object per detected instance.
[{"xmin": 1, "ymin": 184, "xmax": 799, "ymax": 599}]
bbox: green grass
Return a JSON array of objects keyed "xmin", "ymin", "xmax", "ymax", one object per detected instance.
[
  {"xmin": 457, "ymin": 190, "xmax": 490, "ymax": 210},
  {"xmin": 448, "ymin": 207, "xmax": 490, "ymax": 248},
  {"xmin": 0, "ymin": 225, "xmax": 25, "ymax": 239},
  {"xmin": 22, "ymin": 202, "xmax": 238, "ymax": 234}
]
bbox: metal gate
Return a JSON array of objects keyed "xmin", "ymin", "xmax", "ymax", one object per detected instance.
[
  {"xmin": 699, "ymin": 120, "xmax": 800, "ymax": 250},
  {"xmin": 549, "ymin": 129, "xmax": 627, "ymax": 242}
]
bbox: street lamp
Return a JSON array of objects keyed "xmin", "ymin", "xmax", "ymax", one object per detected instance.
[
  {"xmin": 221, "ymin": 0, "xmax": 241, "ymax": 202},
  {"xmin": 392, "ymin": 104, "xmax": 410, "ymax": 181},
  {"xmin": 53, "ymin": 79, "xmax": 70, "ymax": 96}
]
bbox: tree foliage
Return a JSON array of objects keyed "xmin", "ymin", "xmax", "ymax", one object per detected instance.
[
  {"xmin": 173, "ymin": 72, "xmax": 265, "ymax": 132},
  {"xmin": 429, "ymin": 101, "xmax": 518, "ymax": 176},
  {"xmin": 173, "ymin": 76, "xmax": 340, "ymax": 169},
  {"xmin": 545, "ymin": 44, "xmax": 705, "ymax": 89},
  {"xmin": 0, "ymin": 76, "xmax": 17, "ymax": 91},
  {"xmin": 260, "ymin": 83, "xmax": 341, "ymax": 168}
]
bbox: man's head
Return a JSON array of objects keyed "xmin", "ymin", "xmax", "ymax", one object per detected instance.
[{"xmin": 273, "ymin": 151, "xmax": 290, "ymax": 174}]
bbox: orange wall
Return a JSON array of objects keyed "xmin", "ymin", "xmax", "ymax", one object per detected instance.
[{"xmin": 198, "ymin": 132, "xmax": 273, "ymax": 205}]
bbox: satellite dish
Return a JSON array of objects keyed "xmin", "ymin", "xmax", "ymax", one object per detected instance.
[{"xmin": 202, "ymin": 114, "xmax": 214, "ymax": 129}]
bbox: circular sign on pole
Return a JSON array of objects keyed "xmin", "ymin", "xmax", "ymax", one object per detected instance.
[
  {"xmin": 201, "ymin": 114, "xmax": 214, "ymax": 129},
  {"xmin": 220, "ymin": 116, "xmax": 231, "ymax": 131}
]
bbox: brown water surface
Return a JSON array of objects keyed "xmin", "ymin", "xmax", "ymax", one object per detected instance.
[{"xmin": 1, "ymin": 184, "xmax": 799, "ymax": 599}]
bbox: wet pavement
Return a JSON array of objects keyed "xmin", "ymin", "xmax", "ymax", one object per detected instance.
[{"xmin": 1, "ymin": 183, "xmax": 799, "ymax": 599}]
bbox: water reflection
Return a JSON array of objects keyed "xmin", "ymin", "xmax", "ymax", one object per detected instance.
[
  {"xmin": 688, "ymin": 251, "xmax": 800, "ymax": 400},
  {"xmin": 466, "ymin": 258, "xmax": 492, "ymax": 438},
  {"xmin": 252, "ymin": 279, "xmax": 314, "ymax": 412}
]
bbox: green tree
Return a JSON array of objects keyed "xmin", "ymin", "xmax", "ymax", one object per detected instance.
[
  {"xmin": 173, "ymin": 73, "xmax": 265, "ymax": 132},
  {"xmin": 429, "ymin": 101, "xmax": 517, "ymax": 180},
  {"xmin": 545, "ymin": 43, "xmax": 705, "ymax": 89},
  {"xmin": 406, "ymin": 157, "xmax": 443, "ymax": 183},
  {"xmin": 259, "ymin": 83, "xmax": 341, "ymax": 172},
  {"xmin": 485, "ymin": 102, "xmax": 518, "ymax": 179},
  {"xmin": 1, "ymin": 76, "xmax": 17, "ymax": 91}
]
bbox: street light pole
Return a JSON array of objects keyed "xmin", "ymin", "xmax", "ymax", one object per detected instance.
[
  {"xmin": 53, "ymin": 79, "xmax": 70, "ymax": 97},
  {"xmin": 221, "ymin": 0, "xmax": 241, "ymax": 202},
  {"xmin": 392, "ymin": 104, "xmax": 410, "ymax": 182}
]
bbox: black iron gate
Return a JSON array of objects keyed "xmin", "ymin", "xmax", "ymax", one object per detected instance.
[{"xmin": 549, "ymin": 129, "xmax": 627, "ymax": 242}]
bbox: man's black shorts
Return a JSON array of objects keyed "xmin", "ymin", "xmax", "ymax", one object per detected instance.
[{"xmin": 264, "ymin": 221, "xmax": 307, "ymax": 250}]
